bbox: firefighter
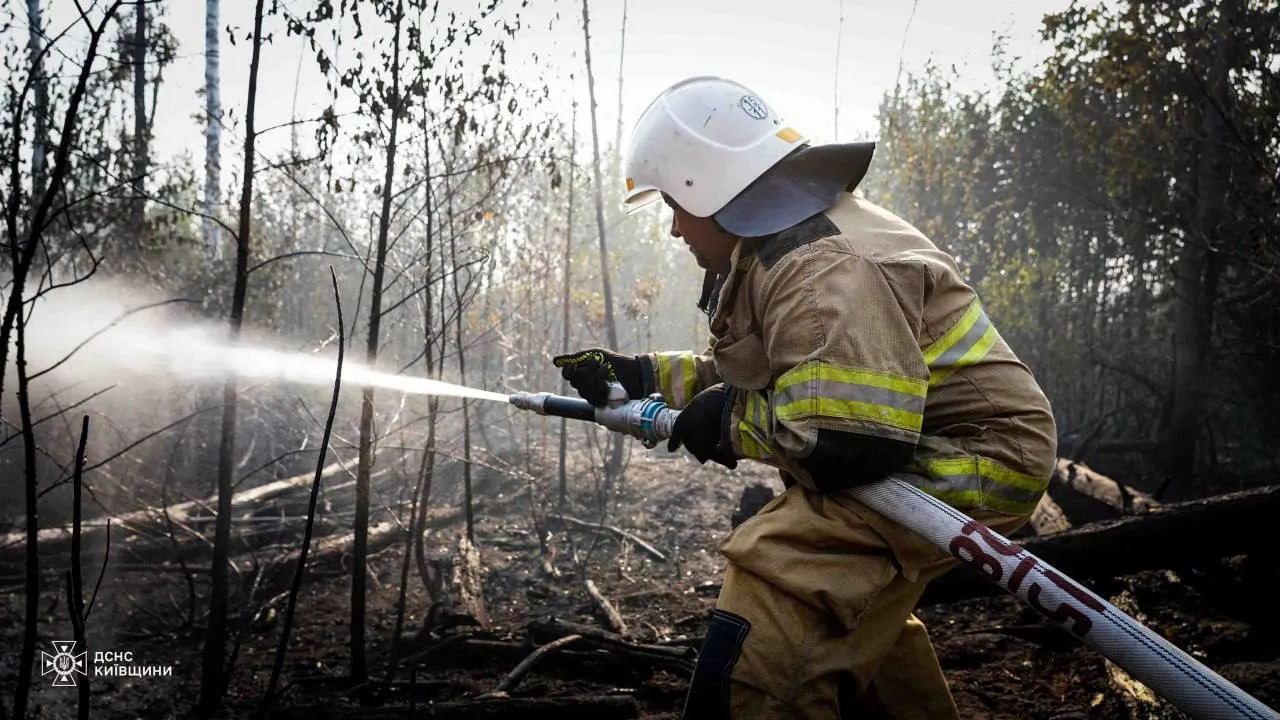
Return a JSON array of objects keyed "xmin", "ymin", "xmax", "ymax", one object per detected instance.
[{"xmin": 554, "ymin": 76, "xmax": 1057, "ymax": 719}]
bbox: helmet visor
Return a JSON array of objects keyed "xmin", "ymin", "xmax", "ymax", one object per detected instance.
[{"xmin": 714, "ymin": 142, "xmax": 876, "ymax": 237}]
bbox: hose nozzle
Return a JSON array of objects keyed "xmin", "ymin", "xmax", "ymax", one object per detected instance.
[
  {"xmin": 508, "ymin": 389, "xmax": 679, "ymax": 448},
  {"xmin": 508, "ymin": 391, "xmax": 546, "ymax": 413},
  {"xmin": 508, "ymin": 391, "xmax": 595, "ymax": 421}
]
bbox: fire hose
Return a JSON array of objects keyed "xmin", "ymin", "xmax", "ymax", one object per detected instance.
[{"xmin": 509, "ymin": 388, "xmax": 1280, "ymax": 720}]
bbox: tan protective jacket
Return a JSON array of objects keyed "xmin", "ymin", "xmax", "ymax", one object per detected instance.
[{"xmin": 645, "ymin": 193, "xmax": 1057, "ymax": 516}]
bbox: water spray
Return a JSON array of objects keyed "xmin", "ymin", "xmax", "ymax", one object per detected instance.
[{"xmin": 507, "ymin": 385, "xmax": 1279, "ymax": 720}]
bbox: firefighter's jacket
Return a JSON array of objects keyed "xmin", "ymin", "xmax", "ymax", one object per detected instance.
[{"xmin": 644, "ymin": 193, "xmax": 1057, "ymax": 516}]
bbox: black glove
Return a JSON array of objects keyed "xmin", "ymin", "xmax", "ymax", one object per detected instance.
[
  {"xmin": 552, "ymin": 348, "xmax": 649, "ymax": 406},
  {"xmin": 668, "ymin": 383, "xmax": 739, "ymax": 470}
]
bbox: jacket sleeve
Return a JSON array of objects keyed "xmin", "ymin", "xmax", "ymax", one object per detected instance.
[
  {"xmin": 724, "ymin": 248, "xmax": 934, "ymax": 491},
  {"xmin": 641, "ymin": 339, "xmax": 722, "ymax": 410}
]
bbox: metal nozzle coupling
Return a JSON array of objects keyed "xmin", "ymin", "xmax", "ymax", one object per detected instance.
[{"xmin": 509, "ymin": 391, "xmax": 549, "ymax": 414}]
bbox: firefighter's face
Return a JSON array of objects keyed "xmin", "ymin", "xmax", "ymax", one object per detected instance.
[{"xmin": 663, "ymin": 195, "xmax": 737, "ymax": 274}]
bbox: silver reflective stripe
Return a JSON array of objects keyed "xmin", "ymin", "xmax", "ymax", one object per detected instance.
[
  {"xmin": 751, "ymin": 392, "xmax": 768, "ymax": 429},
  {"xmin": 776, "ymin": 379, "xmax": 926, "ymax": 416},
  {"xmin": 909, "ymin": 466, "xmax": 1045, "ymax": 508},
  {"xmin": 671, "ymin": 356, "xmax": 688, "ymax": 406},
  {"xmin": 931, "ymin": 308, "xmax": 993, "ymax": 369}
]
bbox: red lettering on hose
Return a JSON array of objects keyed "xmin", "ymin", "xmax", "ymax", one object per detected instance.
[
  {"xmin": 1027, "ymin": 580, "xmax": 1094, "ymax": 636},
  {"xmin": 948, "ymin": 535, "xmax": 1003, "ymax": 582},
  {"xmin": 961, "ymin": 520, "xmax": 1022, "ymax": 556},
  {"xmin": 947, "ymin": 520, "xmax": 1101, "ymax": 638},
  {"xmin": 1007, "ymin": 556, "xmax": 1035, "ymax": 593}
]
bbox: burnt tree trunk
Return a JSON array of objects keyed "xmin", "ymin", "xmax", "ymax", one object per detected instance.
[
  {"xmin": 442, "ymin": 146, "xmax": 476, "ymax": 544},
  {"xmin": 352, "ymin": 0, "xmax": 406, "ymax": 685},
  {"xmin": 1156, "ymin": 0, "xmax": 1237, "ymax": 498},
  {"xmin": 558, "ymin": 102, "xmax": 578, "ymax": 507},
  {"xmin": 130, "ymin": 0, "xmax": 148, "ymax": 244},
  {"xmin": 201, "ymin": 0, "xmax": 265, "ymax": 710},
  {"xmin": 580, "ymin": 0, "xmax": 624, "ymax": 483}
]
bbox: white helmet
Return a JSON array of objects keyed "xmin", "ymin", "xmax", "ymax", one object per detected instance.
[
  {"xmin": 623, "ymin": 76, "xmax": 802, "ymax": 218},
  {"xmin": 623, "ymin": 76, "xmax": 876, "ymax": 238}
]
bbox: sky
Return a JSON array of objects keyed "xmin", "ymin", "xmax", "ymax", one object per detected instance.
[{"xmin": 138, "ymin": 0, "xmax": 1076, "ymax": 177}]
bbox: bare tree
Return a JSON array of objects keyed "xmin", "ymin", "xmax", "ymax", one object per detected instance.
[
  {"xmin": 559, "ymin": 104, "xmax": 578, "ymax": 506},
  {"xmin": 204, "ymin": 0, "xmax": 221, "ymax": 259},
  {"xmin": 69, "ymin": 416, "xmax": 91, "ymax": 720},
  {"xmin": 411, "ymin": 115, "xmax": 443, "ymax": 606},
  {"xmin": 261, "ymin": 271, "xmax": 345, "ymax": 711},
  {"xmin": 26, "ymin": 0, "xmax": 49, "ymax": 200},
  {"xmin": 1156, "ymin": 0, "xmax": 1238, "ymax": 496},
  {"xmin": 6, "ymin": 4, "xmax": 125, "ymax": 715},
  {"xmin": 130, "ymin": 0, "xmax": 148, "ymax": 243},
  {"xmin": 443, "ymin": 141, "xmax": 478, "ymax": 544},
  {"xmin": 581, "ymin": 0, "xmax": 625, "ymax": 480},
  {"xmin": 200, "ymin": 0, "xmax": 266, "ymax": 710},
  {"xmin": 351, "ymin": 0, "xmax": 406, "ymax": 685},
  {"xmin": 614, "ymin": 0, "xmax": 628, "ymax": 157},
  {"xmin": 580, "ymin": 0, "xmax": 620, "ymax": 353}
]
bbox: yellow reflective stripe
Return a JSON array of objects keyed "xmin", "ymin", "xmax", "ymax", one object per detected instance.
[
  {"xmin": 915, "ymin": 456, "xmax": 1047, "ymax": 492},
  {"xmin": 654, "ymin": 352, "xmax": 701, "ymax": 406},
  {"xmin": 776, "ymin": 362, "xmax": 928, "ymax": 398},
  {"xmin": 747, "ymin": 391, "xmax": 766, "ymax": 428},
  {"xmin": 923, "ymin": 300, "xmax": 984, "ymax": 365},
  {"xmin": 737, "ymin": 392, "xmax": 773, "ymax": 459},
  {"xmin": 905, "ymin": 456, "xmax": 1048, "ymax": 515},
  {"xmin": 738, "ymin": 422, "xmax": 772, "ymax": 459},
  {"xmin": 923, "ymin": 299, "xmax": 998, "ymax": 385},
  {"xmin": 679, "ymin": 355, "xmax": 696, "ymax": 406},
  {"xmin": 774, "ymin": 361, "xmax": 926, "ymax": 433},
  {"xmin": 777, "ymin": 398, "xmax": 922, "ymax": 433},
  {"xmin": 656, "ymin": 354, "xmax": 672, "ymax": 398}
]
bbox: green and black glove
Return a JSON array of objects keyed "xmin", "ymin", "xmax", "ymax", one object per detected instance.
[
  {"xmin": 552, "ymin": 348, "xmax": 651, "ymax": 406},
  {"xmin": 668, "ymin": 383, "xmax": 739, "ymax": 470}
]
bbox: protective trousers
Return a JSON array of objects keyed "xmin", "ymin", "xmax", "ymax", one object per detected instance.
[{"xmin": 682, "ymin": 484, "xmax": 1030, "ymax": 719}]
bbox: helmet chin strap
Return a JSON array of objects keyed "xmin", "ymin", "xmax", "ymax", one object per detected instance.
[{"xmin": 696, "ymin": 270, "xmax": 725, "ymax": 317}]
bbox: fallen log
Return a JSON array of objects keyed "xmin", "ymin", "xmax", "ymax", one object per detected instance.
[
  {"xmin": 258, "ymin": 520, "xmax": 401, "ymax": 591},
  {"xmin": 449, "ymin": 535, "xmax": 490, "ymax": 629},
  {"xmin": 529, "ymin": 617, "xmax": 695, "ymax": 662},
  {"xmin": 1053, "ymin": 458, "xmax": 1159, "ymax": 514},
  {"xmin": 584, "ymin": 578, "xmax": 627, "ymax": 635},
  {"xmin": 1027, "ymin": 493, "xmax": 1071, "ymax": 536},
  {"xmin": 0, "ymin": 461, "xmax": 381, "ymax": 561},
  {"xmin": 480, "ymin": 633, "xmax": 583, "ymax": 698},
  {"xmin": 919, "ymin": 484, "xmax": 1280, "ymax": 606},
  {"xmin": 3, "ymin": 462, "xmax": 341, "ymax": 547},
  {"xmin": 528, "ymin": 618, "xmax": 695, "ymax": 677},
  {"xmin": 6, "ymin": 498, "xmax": 464, "ymax": 576}
]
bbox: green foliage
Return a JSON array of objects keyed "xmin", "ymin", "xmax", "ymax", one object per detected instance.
[{"xmin": 866, "ymin": 0, "xmax": 1280, "ymax": 491}]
